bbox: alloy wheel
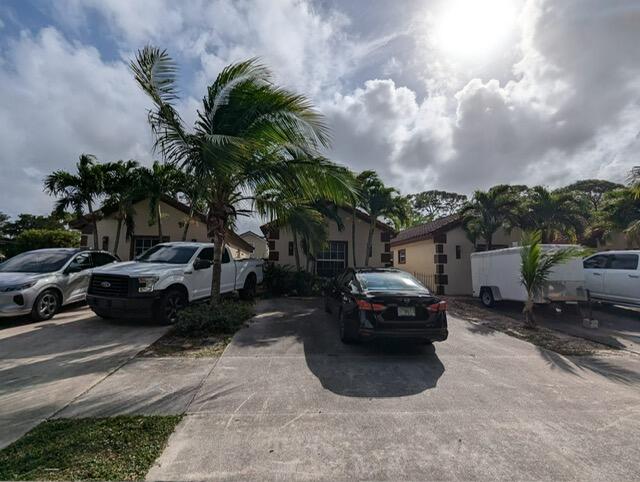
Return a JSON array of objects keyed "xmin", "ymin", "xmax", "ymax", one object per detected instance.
[
  {"xmin": 38, "ymin": 293, "xmax": 58, "ymax": 319},
  {"xmin": 164, "ymin": 293, "xmax": 185, "ymax": 323}
]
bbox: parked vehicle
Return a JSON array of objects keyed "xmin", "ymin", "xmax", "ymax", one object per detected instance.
[
  {"xmin": 86, "ymin": 242, "xmax": 264, "ymax": 324},
  {"xmin": 583, "ymin": 250, "xmax": 640, "ymax": 307},
  {"xmin": 324, "ymin": 268, "xmax": 448, "ymax": 344},
  {"xmin": 0, "ymin": 248, "xmax": 119, "ymax": 321},
  {"xmin": 471, "ymin": 245, "xmax": 586, "ymax": 308}
]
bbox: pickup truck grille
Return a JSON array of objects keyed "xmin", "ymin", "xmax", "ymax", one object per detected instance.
[{"xmin": 89, "ymin": 274, "xmax": 130, "ymax": 297}]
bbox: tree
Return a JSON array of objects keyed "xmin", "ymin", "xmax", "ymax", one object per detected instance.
[
  {"xmin": 560, "ymin": 179, "xmax": 623, "ymax": 212},
  {"xmin": 44, "ymin": 154, "xmax": 107, "ymax": 249},
  {"xmin": 0, "ymin": 212, "xmax": 9, "ymax": 237},
  {"xmin": 1, "ymin": 213, "xmax": 68, "ymax": 238},
  {"xmin": 130, "ymin": 47, "xmax": 354, "ymax": 304},
  {"xmin": 139, "ymin": 161, "xmax": 181, "ymax": 239},
  {"xmin": 628, "ymin": 166, "xmax": 640, "ymax": 199},
  {"xmin": 408, "ymin": 190, "xmax": 468, "ymax": 222},
  {"xmin": 520, "ymin": 231, "xmax": 583, "ymax": 328},
  {"xmin": 520, "ymin": 186, "xmax": 589, "ymax": 243},
  {"xmin": 6, "ymin": 229, "xmax": 80, "ymax": 257},
  {"xmin": 176, "ymin": 171, "xmax": 207, "ymax": 241},
  {"xmin": 103, "ymin": 160, "xmax": 141, "ymax": 255},
  {"xmin": 599, "ymin": 187, "xmax": 640, "ymax": 244},
  {"xmin": 461, "ymin": 185, "xmax": 521, "ymax": 250},
  {"xmin": 356, "ymin": 170, "xmax": 405, "ymax": 266}
]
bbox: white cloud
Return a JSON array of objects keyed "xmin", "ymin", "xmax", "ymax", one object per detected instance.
[{"xmin": 0, "ymin": 27, "xmax": 151, "ymax": 216}]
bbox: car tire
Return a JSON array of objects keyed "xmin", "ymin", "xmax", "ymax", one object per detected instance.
[
  {"xmin": 239, "ymin": 275, "xmax": 257, "ymax": 301},
  {"xmin": 339, "ymin": 309, "xmax": 359, "ymax": 344},
  {"xmin": 157, "ymin": 289, "xmax": 186, "ymax": 325},
  {"xmin": 31, "ymin": 289, "xmax": 60, "ymax": 321},
  {"xmin": 480, "ymin": 288, "xmax": 495, "ymax": 308}
]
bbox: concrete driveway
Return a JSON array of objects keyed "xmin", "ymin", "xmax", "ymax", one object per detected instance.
[
  {"xmin": 0, "ymin": 305, "xmax": 168, "ymax": 448},
  {"xmin": 149, "ymin": 297, "xmax": 640, "ymax": 481}
]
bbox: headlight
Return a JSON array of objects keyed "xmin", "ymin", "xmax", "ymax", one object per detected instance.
[
  {"xmin": 2, "ymin": 281, "xmax": 37, "ymax": 292},
  {"xmin": 137, "ymin": 276, "xmax": 159, "ymax": 293}
]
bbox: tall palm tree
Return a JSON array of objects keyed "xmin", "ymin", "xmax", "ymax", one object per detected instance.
[
  {"xmin": 520, "ymin": 186, "xmax": 589, "ymax": 243},
  {"xmin": 176, "ymin": 170, "xmax": 207, "ymax": 241},
  {"xmin": 103, "ymin": 160, "xmax": 141, "ymax": 255},
  {"xmin": 520, "ymin": 231, "xmax": 583, "ymax": 328},
  {"xmin": 461, "ymin": 185, "xmax": 521, "ymax": 251},
  {"xmin": 130, "ymin": 47, "xmax": 355, "ymax": 304},
  {"xmin": 356, "ymin": 170, "xmax": 405, "ymax": 266},
  {"xmin": 628, "ymin": 166, "xmax": 640, "ymax": 199},
  {"xmin": 44, "ymin": 154, "xmax": 107, "ymax": 249},
  {"xmin": 139, "ymin": 161, "xmax": 181, "ymax": 239}
]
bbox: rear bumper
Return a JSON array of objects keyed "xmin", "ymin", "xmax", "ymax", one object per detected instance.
[
  {"xmin": 359, "ymin": 327, "xmax": 448, "ymax": 342},
  {"xmin": 87, "ymin": 294, "xmax": 159, "ymax": 319}
]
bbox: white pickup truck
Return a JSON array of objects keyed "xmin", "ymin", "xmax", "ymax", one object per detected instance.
[{"xmin": 86, "ymin": 242, "xmax": 263, "ymax": 323}]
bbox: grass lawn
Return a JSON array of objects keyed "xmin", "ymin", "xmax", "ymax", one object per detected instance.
[{"xmin": 0, "ymin": 416, "xmax": 181, "ymax": 481}]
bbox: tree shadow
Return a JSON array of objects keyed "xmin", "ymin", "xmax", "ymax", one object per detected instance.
[{"xmin": 538, "ymin": 348, "xmax": 640, "ymax": 385}]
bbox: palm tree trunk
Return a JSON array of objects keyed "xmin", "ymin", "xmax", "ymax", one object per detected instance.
[
  {"xmin": 114, "ymin": 217, "xmax": 122, "ymax": 256},
  {"xmin": 87, "ymin": 200, "xmax": 99, "ymax": 250},
  {"xmin": 209, "ymin": 207, "xmax": 227, "ymax": 306},
  {"xmin": 486, "ymin": 233, "xmax": 493, "ymax": 251},
  {"xmin": 351, "ymin": 204, "xmax": 357, "ymax": 267},
  {"xmin": 364, "ymin": 221, "xmax": 375, "ymax": 267},
  {"xmin": 523, "ymin": 297, "xmax": 536, "ymax": 328},
  {"xmin": 157, "ymin": 203, "xmax": 163, "ymax": 239},
  {"xmin": 292, "ymin": 231, "xmax": 301, "ymax": 270},
  {"xmin": 181, "ymin": 206, "xmax": 194, "ymax": 241}
]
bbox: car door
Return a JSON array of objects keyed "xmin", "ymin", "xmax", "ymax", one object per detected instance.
[
  {"xmin": 91, "ymin": 252, "xmax": 118, "ymax": 268},
  {"xmin": 583, "ymin": 254, "xmax": 610, "ymax": 299},
  {"xmin": 603, "ymin": 253, "xmax": 640, "ymax": 305},
  {"xmin": 63, "ymin": 252, "xmax": 94, "ymax": 303},
  {"xmin": 220, "ymin": 248, "xmax": 236, "ymax": 293},
  {"xmin": 190, "ymin": 247, "xmax": 213, "ymax": 300}
]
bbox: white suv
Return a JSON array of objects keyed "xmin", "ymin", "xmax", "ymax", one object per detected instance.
[{"xmin": 583, "ymin": 250, "xmax": 640, "ymax": 307}]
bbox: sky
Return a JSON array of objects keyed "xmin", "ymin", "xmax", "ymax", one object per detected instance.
[{"xmin": 0, "ymin": 0, "xmax": 639, "ymax": 234}]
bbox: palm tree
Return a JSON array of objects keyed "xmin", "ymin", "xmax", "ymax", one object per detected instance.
[
  {"xmin": 520, "ymin": 231, "xmax": 584, "ymax": 328},
  {"xmin": 628, "ymin": 166, "xmax": 640, "ymax": 199},
  {"xmin": 139, "ymin": 161, "xmax": 181, "ymax": 239},
  {"xmin": 44, "ymin": 154, "xmax": 107, "ymax": 249},
  {"xmin": 520, "ymin": 186, "xmax": 589, "ymax": 243},
  {"xmin": 103, "ymin": 160, "xmax": 141, "ymax": 255},
  {"xmin": 130, "ymin": 47, "xmax": 355, "ymax": 304},
  {"xmin": 176, "ymin": 171, "xmax": 207, "ymax": 241},
  {"xmin": 599, "ymin": 186, "xmax": 640, "ymax": 245},
  {"xmin": 356, "ymin": 171, "xmax": 405, "ymax": 266},
  {"xmin": 461, "ymin": 185, "xmax": 521, "ymax": 251}
]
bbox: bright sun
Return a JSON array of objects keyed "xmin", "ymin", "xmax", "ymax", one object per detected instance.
[{"xmin": 434, "ymin": 0, "xmax": 517, "ymax": 60}]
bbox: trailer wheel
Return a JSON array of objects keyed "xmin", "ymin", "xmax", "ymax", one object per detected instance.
[{"xmin": 480, "ymin": 288, "xmax": 495, "ymax": 308}]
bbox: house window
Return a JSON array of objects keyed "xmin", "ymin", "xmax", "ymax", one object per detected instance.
[
  {"xmin": 384, "ymin": 243, "xmax": 390, "ymax": 252},
  {"xmin": 80, "ymin": 235, "xmax": 88, "ymax": 247},
  {"xmin": 288, "ymin": 241, "xmax": 294, "ymax": 256},
  {"xmin": 381, "ymin": 231, "xmax": 391, "ymax": 242},
  {"xmin": 102, "ymin": 236, "xmax": 109, "ymax": 251},
  {"xmin": 132, "ymin": 236, "xmax": 169, "ymax": 258},
  {"xmin": 316, "ymin": 241, "xmax": 348, "ymax": 278},
  {"xmin": 268, "ymin": 240, "xmax": 276, "ymax": 250},
  {"xmin": 456, "ymin": 245, "xmax": 462, "ymax": 259},
  {"xmin": 398, "ymin": 249, "xmax": 406, "ymax": 264},
  {"xmin": 436, "ymin": 244, "xmax": 444, "ymax": 254}
]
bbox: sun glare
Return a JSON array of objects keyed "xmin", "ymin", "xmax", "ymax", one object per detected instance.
[{"xmin": 434, "ymin": 0, "xmax": 517, "ymax": 61}]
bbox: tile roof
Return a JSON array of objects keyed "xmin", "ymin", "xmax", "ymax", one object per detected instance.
[{"xmin": 390, "ymin": 214, "xmax": 461, "ymax": 247}]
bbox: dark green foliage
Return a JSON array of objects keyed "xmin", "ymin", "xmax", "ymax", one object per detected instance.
[
  {"xmin": 262, "ymin": 263, "xmax": 326, "ymax": 296},
  {"xmin": 174, "ymin": 300, "xmax": 255, "ymax": 337},
  {"xmin": 5, "ymin": 229, "xmax": 80, "ymax": 257},
  {"xmin": 2, "ymin": 213, "xmax": 69, "ymax": 238},
  {"xmin": 0, "ymin": 416, "xmax": 181, "ymax": 481},
  {"xmin": 408, "ymin": 190, "xmax": 468, "ymax": 223}
]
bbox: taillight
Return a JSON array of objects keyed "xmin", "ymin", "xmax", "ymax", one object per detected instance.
[
  {"xmin": 427, "ymin": 300, "xmax": 447, "ymax": 313},
  {"xmin": 356, "ymin": 299, "xmax": 386, "ymax": 312}
]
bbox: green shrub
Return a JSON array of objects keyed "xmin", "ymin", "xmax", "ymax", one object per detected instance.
[
  {"xmin": 6, "ymin": 228, "xmax": 80, "ymax": 257},
  {"xmin": 174, "ymin": 300, "xmax": 254, "ymax": 337},
  {"xmin": 262, "ymin": 262, "xmax": 326, "ymax": 297}
]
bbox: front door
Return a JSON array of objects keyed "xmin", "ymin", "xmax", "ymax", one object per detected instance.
[{"xmin": 603, "ymin": 253, "xmax": 640, "ymax": 304}]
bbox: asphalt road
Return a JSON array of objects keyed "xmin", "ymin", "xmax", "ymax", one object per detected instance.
[
  {"xmin": 149, "ymin": 297, "xmax": 640, "ymax": 481},
  {"xmin": 0, "ymin": 305, "xmax": 167, "ymax": 449}
]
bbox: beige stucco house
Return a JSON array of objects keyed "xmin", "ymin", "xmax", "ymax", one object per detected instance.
[
  {"xmin": 260, "ymin": 207, "xmax": 395, "ymax": 277},
  {"xmin": 390, "ymin": 214, "xmax": 521, "ymax": 295},
  {"xmin": 239, "ymin": 231, "xmax": 269, "ymax": 259},
  {"xmin": 72, "ymin": 196, "xmax": 253, "ymax": 261}
]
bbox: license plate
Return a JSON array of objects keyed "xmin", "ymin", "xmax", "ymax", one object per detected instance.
[{"xmin": 397, "ymin": 306, "xmax": 415, "ymax": 317}]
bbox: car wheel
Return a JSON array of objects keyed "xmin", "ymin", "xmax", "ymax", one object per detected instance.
[
  {"xmin": 239, "ymin": 275, "xmax": 257, "ymax": 301},
  {"xmin": 480, "ymin": 288, "xmax": 495, "ymax": 308},
  {"xmin": 339, "ymin": 309, "xmax": 359, "ymax": 344},
  {"xmin": 158, "ymin": 289, "xmax": 186, "ymax": 325},
  {"xmin": 32, "ymin": 289, "xmax": 60, "ymax": 321}
]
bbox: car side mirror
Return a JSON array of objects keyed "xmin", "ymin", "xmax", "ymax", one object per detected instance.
[{"xmin": 194, "ymin": 259, "xmax": 213, "ymax": 270}]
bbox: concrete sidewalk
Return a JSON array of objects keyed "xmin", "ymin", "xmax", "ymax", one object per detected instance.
[{"xmin": 147, "ymin": 298, "xmax": 640, "ymax": 481}]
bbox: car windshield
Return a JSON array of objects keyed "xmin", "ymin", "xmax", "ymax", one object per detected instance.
[
  {"xmin": 356, "ymin": 271, "xmax": 428, "ymax": 293},
  {"xmin": 0, "ymin": 251, "xmax": 74, "ymax": 273},
  {"xmin": 137, "ymin": 245, "xmax": 198, "ymax": 264}
]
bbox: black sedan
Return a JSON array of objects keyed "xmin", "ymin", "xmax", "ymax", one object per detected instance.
[{"xmin": 324, "ymin": 268, "xmax": 448, "ymax": 344}]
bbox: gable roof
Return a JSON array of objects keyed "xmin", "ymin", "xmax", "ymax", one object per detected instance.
[
  {"xmin": 390, "ymin": 214, "xmax": 461, "ymax": 247},
  {"xmin": 259, "ymin": 205, "xmax": 395, "ymax": 235},
  {"xmin": 70, "ymin": 195, "xmax": 254, "ymax": 253}
]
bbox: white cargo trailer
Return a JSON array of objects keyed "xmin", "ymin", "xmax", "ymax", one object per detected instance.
[{"xmin": 471, "ymin": 245, "xmax": 587, "ymax": 308}]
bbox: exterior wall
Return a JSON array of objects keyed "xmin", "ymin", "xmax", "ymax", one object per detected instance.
[
  {"xmin": 240, "ymin": 232, "xmax": 269, "ymax": 259},
  {"xmin": 393, "ymin": 226, "xmax": 521, "ymax": 295},
  {"xmin": 265, "ymin": 207, "xmax": 393, "ymax": 273},
  {"xmin": 83, "ymin": 199, "xmax": 251, "ymax": 260}
]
